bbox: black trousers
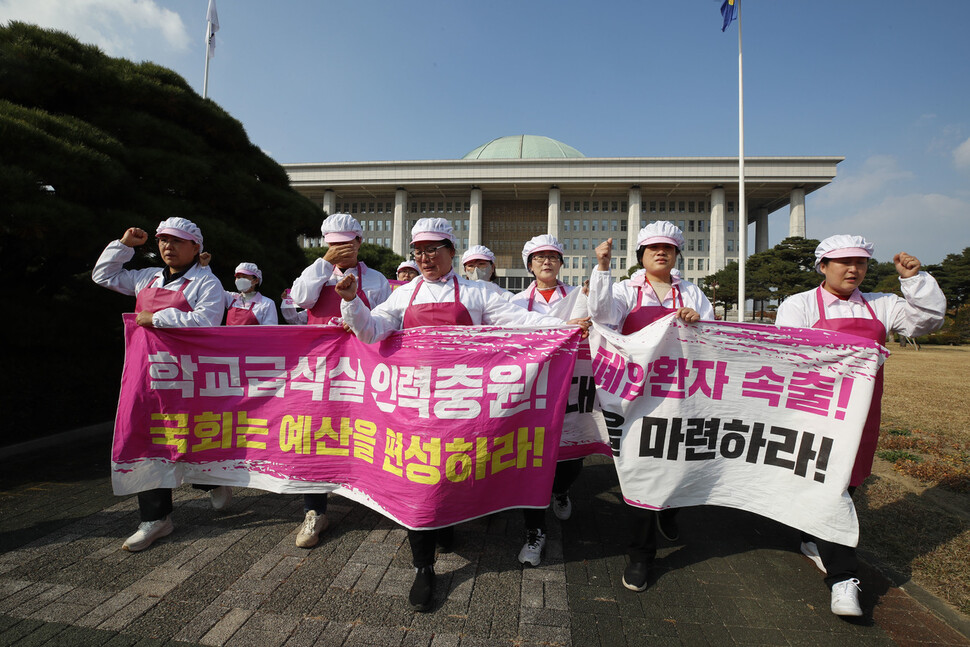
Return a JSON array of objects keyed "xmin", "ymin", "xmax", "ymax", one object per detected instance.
[
  {"xmin": 809, "ymin": 485, "xmax": 859, "ymax": 589},
  {"xmin": 522, "ymin": 458, "xmax": 584, "ymax": 531},
  {"xmin": 628, "ymin": 507, "xmax": 679, "ymax": 563},
  {"xmin": 137, "ymin": 484, "xmax": 218, "ymax": 522},
  {"xmin": 407, "ymin": 526, "xmax": 455, "ymax": 568},
  {"xmin": 303, "ymin": 493, "xmax": 329, "ymax": 513}
]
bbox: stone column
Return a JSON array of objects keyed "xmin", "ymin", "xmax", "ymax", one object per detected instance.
[
  {"xmin": 709, "ymin": 188, "xmax": 726, "ymax": 272},
  {"xmin": 469, "ymin": 187, "xmax": 483, "ymax": 247},
  {"xmin": 322, "ymin": 190, "xmax": 336, "ymax": 217},
  {"xmin": 392, "ymin": 188, "xmax": 408, "ymax": 257},
  {"xmin": 789, "ymin": 188, "xmax": 806, "ymax": 238},
  {"xmin": 548, "ymin": 186, "xmax": 561, "ymax": 239},
  {"xmin": 755, "ymin": 209, "xmax": 769, "ymax": 253},
  {"xmin": 627, "ymin": 186, "xmax": 641, "ymax": 270}
]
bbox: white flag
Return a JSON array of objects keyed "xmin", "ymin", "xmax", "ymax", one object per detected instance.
[{"xmin": 206, "ymin": 0, "xmax": 220, "ymax": 59}]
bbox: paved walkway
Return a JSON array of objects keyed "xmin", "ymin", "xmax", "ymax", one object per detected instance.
[{"xmin": 1, "ymin": 434, "xmax": 968, "ymax": 647}]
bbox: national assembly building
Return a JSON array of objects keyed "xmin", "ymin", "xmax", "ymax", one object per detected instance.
[{"xmin": 284, "ymin": 135, "xmax": 842, "ymax": 291}]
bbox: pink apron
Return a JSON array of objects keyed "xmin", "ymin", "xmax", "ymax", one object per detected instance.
[
  {"xmin": 526, "ymin": 281, "xmax": 568, "ymax": 312},
  {"xmin": 402, "ymin": 276, "xmax": 473, "ymax": 328},
  {"xmin": 811, "ymin": 286, "xmax": 886, "ymax": 486},
  {"xmin": 621, "ymin": 282, "xmax": 684, "ymax": 334},
  {"xmin": 226, "ymin": 297, "xmax": 260, "ymax": 326},
  {"xmin": 135, "ymin": 276, "xmax": 192, "ymax": 314},
  {"xmin": 308, "ymin": 263, "xmax": 371, "ymax": 325}
]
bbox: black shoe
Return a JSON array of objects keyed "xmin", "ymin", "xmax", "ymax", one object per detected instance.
[
  {"xmin": 656, "ymin": 509, "xmax": 679, "ymax": 542},
  {"xmin": 409, "ymin": 566, "xmax": 435, "ymax": 612},
  {"xmin": 622, "ymin": 561, "xmax": 650, "ymax": 592}
]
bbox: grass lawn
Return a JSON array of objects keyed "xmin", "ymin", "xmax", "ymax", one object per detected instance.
[{"xmin": 856, "ymin": 344, "xmax": 970, "ymax": 616}]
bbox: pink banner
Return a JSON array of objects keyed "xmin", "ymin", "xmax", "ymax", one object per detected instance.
[{"xmin": 113, "ymin": 315, "xmax": 581, "ymax": 529}]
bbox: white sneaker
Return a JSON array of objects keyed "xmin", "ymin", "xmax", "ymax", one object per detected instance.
[
  {"xmin": 295, "ymin": 510, "xmax": 329, "ymax": 548},
  {"xmin": 830, "ymin": 578, "xmax": 863, "ymax": 616},
  {"xmin": 123, "ymin": 516, "xmax": 174, "ymax": 552},
  {"xmin": 209, "ymin": 486, "xmax": 232, "ymax": 510},
  {"xmin": 551, "ymin": 493, "xmax": 572, "ymax": 521},
  {"xmin": 517, "ymin": 530, "xmax": 546, "ymax": 566},
  {"xmin": 800, "ymin": 541, "xmax": 827, "ymax": 574}
]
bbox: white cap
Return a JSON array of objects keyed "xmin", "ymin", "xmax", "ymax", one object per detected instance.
[
  {"xmin": 521, "ymin": 234, "xmax": 564, "ymax": 270},
  {"xmin": 814, "ymin": 235, "xmax": 874, "ymax": 274},
  {"xmin": 321, "ymin": 213, "xmax": 363, "ymax": 243},
  {"xmin": 411, "ymin": 217, "xmax": 456, "ymax": 245},
  {"xmin": 396, "ymin": 260, "xmax": 420, "ymax": 273},
  {"xmin": 156, "ymin": 217, "xmax": 203, "ymax": 251},
  {"xmin": 636, "ymin": 220, "xmax": 684, "ymax": 249},
  {"xmin": 461, "ymin": 245, "xmax": 496, "ymax": 266},
  {"xmin": 234, "ymin": 262, "xmax": 262, "ymax": 282}
]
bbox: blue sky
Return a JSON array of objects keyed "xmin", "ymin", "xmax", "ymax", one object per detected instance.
[{"xmin": 2, "ymin": 0, "xmax": 968, "ymax": 264}]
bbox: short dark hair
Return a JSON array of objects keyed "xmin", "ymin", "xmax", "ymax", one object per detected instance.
[{"xmin": 636, "ymin": 244, "xmax": 679, "ymax": 267}]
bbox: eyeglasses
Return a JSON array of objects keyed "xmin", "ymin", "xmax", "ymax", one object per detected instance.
[
  {"xmin": 411, "ymin": 244, "xmax": 448, "ymax": 260},
  {"xmin": 532, "ymin": 254, "xmax": 561, "ymax": 263}
]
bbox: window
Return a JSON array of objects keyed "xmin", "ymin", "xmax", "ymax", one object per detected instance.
[
  {"xmin": 572, "ymin": 239, "xmax": 578, "ymax": 250},
  {"xmin": 688, "ymin": 220, "xmax": 695, "ymax": 232},
  {"xmin": 612, "ymin": 201, "xmax": 619, "ymax": 212},
  {"xmin": 727, "ymin": 219, "xmax": 735, "ymax": 232},
  {"xmin": 620, "ymin": 238, "xmax": 627, "ymax": 250},
  {"xmin": 420, "ymin": 202, "xmax": 426, "ymax": 212},
  {"xmin": 698, "ymin": 258, "xmax": 705, "ymax": 271},
  {"xmin": 574, "ymin": 202, "xmax": 580, "ymax": 212},
  {"xmin": 649, "ymin": 201, "xmax": 657, "ymax": 212},
  {"xmin": 573, "ymin": 257, "xmax": 579, "ymax": 269},
  {"xmin": 620, "ymin": 257, "xmax": 627, "ymax": 270},
  {"xmin": 593, "ymin": 201, "xmax": 599, "ymax": 212},
  {"xmin": 688, "ymin": 259, "xmax": 695, "ymax": 270},
  {"xmin": 385, "ymin": 220, "xmax": 390, "ymax": 231},
  {"xmin": 376, "ymin": 220, "xmax": 383, "ymax": 231},
  {"xmin": 688, "ymin": 239, "xmax": 695, "ymax": 251},
  {"xmin": 698, "ymin": 239, "xmax": 704, "ymax": 252},
  {"xmin": 678, "ymin": 220, "xmax": 686, "ymax": 231},
  {"xmin": 728, "ymin": 201, "xmax": 735, "ymax": 212},
  {"xmin": 351, "ymin": 203, "xmax": 358, "ymax": 214},
  {"xmin": 697, "ymin": 220, "xmax": 705, "ymax": 233},
  {"xmin": 659, "ymin": 201, "xmax": 666, "ymax": 213},
  {"xmin": 679, "ymin": 201, "xmax": 686, "ymax": 212},
  {"xmin": 582, "ymin": 239, "xmax": 589, "ymax": 250},
  {"xmin": 583, "ymin": 201, "xmax": 590, "ymax": 212},
  {"xmin": 591, "ymin": 220, "xmax": 597, "ymax": 231},
  {"xmin": 611, "ymin": 258, "xmax": 617, "ymax": 269},
  {"xmin": 620, "ymin": 220, "xmax": 627, "ymax": 232},
  {"xmin": 688, "ymin": 201, "xmax": 695, "ymax": 213},
  {"xmin": 411, "ymin": 202, "xmax": 417, "ymax": 213},
  {"xmin": 583, "ymin": 257, "xmax": 589, "ymax": 269},
  {"xmin": 621, "ymin": 202, "xmax": 627, "ymax": 211},
  {"xmin": 670, "ymin": 201, "xmax": 677, "ymax": 213},
  {"xmin": 582, "ymin": 220, "xmax": 588, "ymax": 231},
  {"xmin": 564, "ymin": 201, "xmax": 571, "ymax": 213},
  {"xmin": 727, "ymin": 239, "xmax": 735, "ymax": 252},
  {"xmin": 563, "ymin": 220, "xmax": 570, "ymax": 232},
  {"xmin": 699, "ymin": 201, "xmax": 706, "ymax": 212}
]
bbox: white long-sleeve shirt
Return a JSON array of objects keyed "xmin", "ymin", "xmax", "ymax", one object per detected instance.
[
  {"xmin": 290, "ymin": 258, "xmax": 391, "ymax": 310},
  {"xmin": 224, "ymin": 291, "xmax": 278, "ymax": 325},
  {"xmin": 509, "ymin": 281, "xmax": 589, "ymax": 321},
  {"xmin": 775, "ymin": 273, "xmax": 946, "ymax": 337},
  {"xmin": 587, "ymin": 268, "xmax": 715, "ymax": 327},
  {"xmin": 341, "ymin": 271, "xmax": 568, "ymax": 344},
  {"xmin": 92, "ymin": 240, "xmax": 223, "ymax": 327}
]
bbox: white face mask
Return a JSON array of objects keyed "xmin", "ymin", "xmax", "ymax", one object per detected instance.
[
  {"xmin": 235, "ymin": 277, "xmax": 253, "ymax": 292},
  {"xmin": 465, "ymin": 266, "xmax": 492, "ymax": 282}
]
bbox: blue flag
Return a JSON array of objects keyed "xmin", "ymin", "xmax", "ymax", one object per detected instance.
[{"xmin": 721, "ymin": 0, "xmax": 738, "ymax": 31}]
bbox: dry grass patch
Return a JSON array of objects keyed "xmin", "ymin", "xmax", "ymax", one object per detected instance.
[{"xmin": 861, "ymin": 344, "xmax": 970, "ymax": 615}]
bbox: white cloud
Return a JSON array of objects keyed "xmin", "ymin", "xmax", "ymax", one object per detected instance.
[
  {"xmin": 814, "ymin": 155, "xmax": 914, "ymax": 207},
  {"xmin": 0, "ymin": 0, "xmax": 190, "ymax": 58},
  {"xmin": 815, "ymin": 193, "xmax": 970, "ymax": 264},
  {"xmin": 953, "ymin": 137, "xmax": 970, "ymax": 170}
]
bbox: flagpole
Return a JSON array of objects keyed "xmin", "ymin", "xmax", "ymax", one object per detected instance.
[
  {"xmin": 736, "ymin": 0, "xmax": 746, "ymax": 323},
  {"xmin": 203, "ymin": 20, "xmax": 212, "ymax": 99}
]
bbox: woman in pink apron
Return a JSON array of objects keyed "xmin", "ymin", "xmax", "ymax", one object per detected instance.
[
  {"xmin": 224, "ymin": 262, "xmax": 278, "ymax": 326},
  {"xmin": 337, "ymin": 218, "xmax": 589, "ymax": 612},
  {"xmin": 509, "ymin": 234, "xmax": 586, "ymax": 567},
  {"xmin": 587, "ymin": 221, "xmax": 715, "ymax": 593},
  {"xmin": 92, "ymin": 217, "xmax": 226, "ymax": 552},
  {"xmin": 776, "ymin": 234, "xmax": 945, "ymax": 617},
  {"xmin": 289, "ymin": 213, "xmax": 392, "ymax": 549}
]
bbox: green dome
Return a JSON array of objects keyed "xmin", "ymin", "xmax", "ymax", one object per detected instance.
[{"xmin": 462, "ymin": 135, "xmax": 585, "ymax": 160}]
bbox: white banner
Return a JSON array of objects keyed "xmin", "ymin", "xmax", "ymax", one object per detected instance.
[{"xmin": 588, "ymin": 315, "xmax": 888, "ymax": 546}]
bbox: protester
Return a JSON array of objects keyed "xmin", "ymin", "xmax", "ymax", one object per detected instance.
[
  {"xmin": 289, "ymin": 213, "xmax": 392, "ymax": 548},
  {"xmin": 587, "ymin": 220, "xmax": 714, "ymax": 592},
  {"xmin": 461, "ymin": 245, "xmax": 514, "ymax": 300},
  {"xmin": 337, "ymin": 217, "xmax": 589, "ymax": 612},
  {"xmin": 222, "ymin": 262, "xmax": 278, "ymax": 325},
  {"xmin": 280, "ymin": 288, "xmax": 307, "ymax": 324},
  {"xmin": 509, "ymin": 234, "xmax": 586, "ymax": 566},
  {"xmin": 775, "ymin": 234, "xmax": 945, "ymax": 617},
  {"xmin": 396, "ymin": 260, "xmax": 420, "ymax": 282},
  {"xmin": 92, "ymin": 217, "xmax": 228, "ymax": 551}
]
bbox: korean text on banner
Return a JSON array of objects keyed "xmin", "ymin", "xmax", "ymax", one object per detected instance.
[
  {"xmin": 587, "ymin": 315, "xmax": 887, "ymax": 547},
  {"xmin": 113, "ymin": 315, "xmax": 581, "ymax": 530}
]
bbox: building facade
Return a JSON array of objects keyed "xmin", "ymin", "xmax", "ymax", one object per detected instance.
[{"xmin": 284, "ymin": 135, "xmax": 841, "ymax": 290}]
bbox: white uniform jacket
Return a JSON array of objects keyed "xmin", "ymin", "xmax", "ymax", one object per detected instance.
[
  {"xmin": 290, "ymin": 258, "xmax": 391, "ymax": 310},
  {"xmin": 587, "ymin": 268, "xmax": 715, "ymax": 327},
  {"xmin": 224, "ymin": 291, "xmax": 279, "ymax": 325},
  {"xmin": 510, "ymin": 281, "xmax": 588, "ymax": 321},
  {"xmin": 775, "ymin": 273, "xmax": 946, "ymax": 337},
  {"xmin": 341, "ymin": 271, "xmax": 568, "ymax": 344},
  {"xmin": 92, "ymin": 240, "xmax": 223, "ymax": 327}
]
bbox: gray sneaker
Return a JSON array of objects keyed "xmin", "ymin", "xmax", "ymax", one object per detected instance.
[
  {"xmin": 209, "ymin": 486, "xmax": 232, "ymax": 510},
  {"xmin": 551, "ymin": 493, "xmax": 572, "ymax": 521},
  {"xmin": 517, "ymin": 530, "xmax": 546, "ymax": 566},
  {"xmin": 123, "ymin": 516, "xmax": 174, "ymax": 552},
  {"xmin": 295, "ymin": 510, "xmax": 329, "ymax": 548}
]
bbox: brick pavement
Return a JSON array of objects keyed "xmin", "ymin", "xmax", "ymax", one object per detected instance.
[{"xmin": 1, "ymin": 436, "xmax": 968, "ymax": 646}]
